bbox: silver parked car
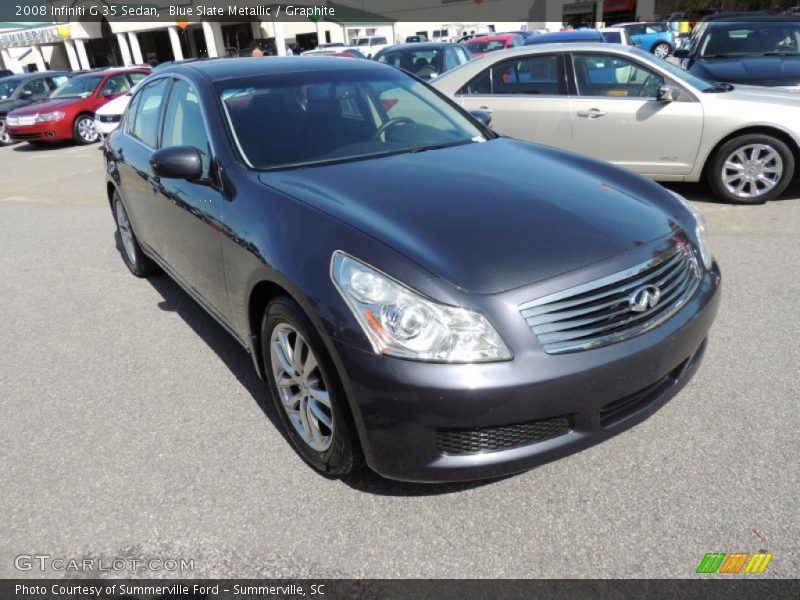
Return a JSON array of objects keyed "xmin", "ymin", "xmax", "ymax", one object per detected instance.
[{"xmin": 433, "ymin": 43, "xmax": 800, "ymax": 204}]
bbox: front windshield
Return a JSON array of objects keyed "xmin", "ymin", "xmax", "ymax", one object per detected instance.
[
  {"xmin": 700, "ymin": 23, "xmax": 800, "ymax": 58},
  {"xmin": 377, "ymin": 49, "xmax": 442, "ymax": 79},
  {"xmin": 50, "ymin": 75, "xmax": 103, "ymax": 99},
  {"xmin": 218, "ymin": 68, "xmax": 487, "ymax": 170},
  {"xmin": 629, "ymin": 46, "xmax": 716, "ymax": 91},
  {"xmin": 0, "ymin": 78, "xmax": 20, "ymax": 99},
  {"xmin": 466, "ymin": 40, "xmax": 505, "ymax": 53}
]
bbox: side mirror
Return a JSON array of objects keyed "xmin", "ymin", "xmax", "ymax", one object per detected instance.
[
  {"xmin": 470, "ymin": 109, "xmax": 493, "ymax": 128},
  {"xmin": 20, "ymin": 89, "xmax": 33, "ymax": 98},
  {"xmin": 657, "ymin": 84, "xmax": 680, "ymax": 102},
  {"xmin": 150, "ymin": 146, "xmax": 203, "ymax": 180},
  {"xmin": 672, "ymin": 48, "xmax": 689, "ymax": 58},
  {"xmin": 101, "ymin": 89, "xmax": 114, "ymax": 98}
]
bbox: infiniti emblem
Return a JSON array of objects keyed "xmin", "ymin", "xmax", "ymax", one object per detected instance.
[{"xmin": 629, "ymin": 285, "xmax": 661, "ymax": 313}]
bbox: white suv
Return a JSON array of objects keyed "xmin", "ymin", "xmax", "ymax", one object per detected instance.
[{"xmin": 350, "ymin": 36, "xmax": 390, "ymax": 58}]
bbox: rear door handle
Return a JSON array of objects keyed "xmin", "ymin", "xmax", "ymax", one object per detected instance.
[{"xmin": 577, "ymin": 109, "xmax": 606, "ymax": 119}]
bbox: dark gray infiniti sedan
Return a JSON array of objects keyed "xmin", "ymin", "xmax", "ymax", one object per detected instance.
[{"xmin": 104, "ymin": 57, "xmax": 720, "ymax": 482}]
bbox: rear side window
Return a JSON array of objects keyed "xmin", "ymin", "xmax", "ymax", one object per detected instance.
[
  {"xmin": 459, "ymin": 54, "xmax": 565, "ymax": 95},
  {"xmin": 100, "ymin": 75, "xmax": 131, "ymax": 96},
  {"xmin": 129, "ymin": 72, "xmax": 148, "ymax": 84},
  {"xmin": 128, "ymin": 78, "xmax": 169, "ymax": 147}
]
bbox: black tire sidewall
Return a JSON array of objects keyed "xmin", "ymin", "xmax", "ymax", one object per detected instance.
[
  {"xmin": 261, "ymin": 297, "xmax": 361, "ymax": 477},
  {"xmin": 113, "ymin": 192, "xmax": 151, "ymax": 277},
  {"xmin": 708, "ymin": 134, "xmax": 794, "ymax": 204}
]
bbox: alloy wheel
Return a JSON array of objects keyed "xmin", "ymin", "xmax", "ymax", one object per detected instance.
[
  {"xmin": 0, "ymin": 122, "xmax": 11, "ymax": 145},
  {"xmin": 653, "ymin": 43, "xmax": 671, "ymax": 59},
  {"xmin": 115, "ymin": 200, "xmax": 137, "ymax": 265},
  {"xmin": 270, "ymin": 323, "xmax": 334, "ymax": 452},
  {"xmin": 721, "ymin": 143, "xmax": 783, "ymax": 200},
  {"xmin": 77, "ymin": 117, "xmax": 98, "ymax": 143}
]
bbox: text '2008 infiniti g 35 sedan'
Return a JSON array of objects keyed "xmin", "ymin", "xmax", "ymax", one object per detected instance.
[{"xmin": 104, "ymin": 57, "xmax": 720, "ymax": 483}]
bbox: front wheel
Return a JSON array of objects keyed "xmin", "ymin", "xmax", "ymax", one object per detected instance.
[
  {"xmin": 0, "ymin": 121, "xmax": 14, "ymax": 146},
  {"xmin": 262, "ymin": 297, "xmax": 364, "ymax": 477},
  {"xmin": 113, "ymin": 191, "xmax": 155, "ymax": 277},
  {"xmin": 707, "ymin": 134, "xmax": 794, "ymax": 204},
  {"xmin": 73, "ymin": 114, "xmax": 99, "ymax": 144},
  {"xmin": 652, "ymin": 42, "xmax": 672, "ymax": 59}
]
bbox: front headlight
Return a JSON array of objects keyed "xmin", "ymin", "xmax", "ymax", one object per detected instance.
[
  {"xmin": 36, "ymin": 111, "xmax": 65, "ymax": 123},
  {"xmin": 670, "ymin": 192, "xmax": 712, "ymax": 270},
  {"xmin": 331, "ymin": 252, "xmax": 511, "ymax": 363}
]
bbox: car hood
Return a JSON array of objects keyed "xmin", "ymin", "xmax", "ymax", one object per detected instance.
[
  {"xmin": 96, "ymin": 94, "xmax": 130, "ymax": 116},
  {"xmin": 258, "ymin": 139, "xmax": 680, "ymax": 294},
  {"xmin": 714, "ymin": 83, "xmax": 800, "ymax": 107},
  {"xmin": 694, "ymin": 56, "xmax": 800, "ymax": 86},
  {"xmin": 9, "ymin": 97, "xmax": 80, "ymax": 116}
]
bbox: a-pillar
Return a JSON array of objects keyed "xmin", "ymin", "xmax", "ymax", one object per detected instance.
[
  {"xmin": 127, "ymin": 32, "xmax": 144, "ymax": 64},
  {"xmin": 273, "ymin": 21, "xmax": 287, "ymax": 56},
  {"xmin": 74, "ymin": 39, "xmax": 91, "ymax": 69},
  {"xmin": 116, "ymin": 33, "xmax": 132, "ymax": 66},
  {"xmin": 167, "ymin": 26, "xmax": 184, "ymax": 61},
  {"xmin": 62, "ymin": 40, "xmax": 80, "ymax": 70}
]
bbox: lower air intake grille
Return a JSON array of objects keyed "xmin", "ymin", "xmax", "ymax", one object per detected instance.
[{"xmin": 437, "ymin": 416, "xmax": 571, "ymax": 455}]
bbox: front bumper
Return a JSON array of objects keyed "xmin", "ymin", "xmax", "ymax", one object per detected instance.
[
  {"xmin": 7, "ymin": 120, "xmax": 72, "ymax": 142},
  {"xmin": 334, "ymin": 264, "xmax": 721, "ymax": 482}
]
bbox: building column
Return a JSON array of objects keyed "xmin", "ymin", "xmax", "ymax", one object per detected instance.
[
  {"xmin": 74, "ymin": 39, "xmax": 91, "ymax": 69},
  {"xmin": 31, "ymin": 45, "xmax": 47, "ymax": 72},
  {"xmin": 116, "ymin": 33, "xmax": 132, "ymax": 66},
  {"xmin": 202, "ymin": 21, "xmax": 224, "ymax": 58},
  {"xmin": 62, "ymin": 40, "xmax": 80, "ymax": 71},
  {"xmin": 127, "ymin": 32, "xmax": 143, "ymax": 64},
  {"xmin": 273, "ymin": 21, "xmax": 287, "ymax": 56},
  {"xmin": 1, "ymin": 49, "xmax": 19, "ymax": 73},
  {"xmin": 167, "ymin": 26, "xmax": 184, "ymax": 61}
]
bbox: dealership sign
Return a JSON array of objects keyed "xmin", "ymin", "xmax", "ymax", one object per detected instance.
[{"xmin": 0, "ymin": 25, "xmax": 70, "ymax": 49}]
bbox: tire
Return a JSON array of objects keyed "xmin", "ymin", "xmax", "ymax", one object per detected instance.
[
  {"xmin": 261, "ymin": 296, "xmax": 364, "ymax": 477},
  {"xmin": 113, "ymin": 191, "xmax": 155, "ymax": 277},
  {"xmin": 652, "ymin": 42, "xmax": 672, "ymax": 59},
  {"xmin": 73, "ymin": 114, "xmax": 99, "ymax": 144},
  {"xmin": 707, "ymin": 133, "xmax": 794, "ymax": 204},
  {"xmin": 0, "ymin": 121, "xmax": 14, "ymax": 146}
]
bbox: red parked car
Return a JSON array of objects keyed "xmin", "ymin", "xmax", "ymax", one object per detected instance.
[
  {"xmin": 6, "ymin": 67, "xmax": 150, "ymax": 145},
  {"xmin": 464, "ymin": 34, "xmax": 524, "ymax": 57}
]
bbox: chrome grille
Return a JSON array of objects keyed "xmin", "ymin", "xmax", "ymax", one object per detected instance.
[
  {"xmin": 7, "ymin": 115, "xmax": 36, "ymax": 126},
  {"xmin": 520, "ymin": 243, "xmax": 701, "ymax": 354}
]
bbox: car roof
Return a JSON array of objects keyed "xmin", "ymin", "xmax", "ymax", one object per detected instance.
[
  {"xmin": 469, "ymin": 34, "xmax": 517, "ymax": 41},
  {"xmin": 379, "ymin": 42, "xmax": 459, "ymax": 52},
  {"xmin": 163, "ymin": 56, "xmax": 392, "ymax": 82},
  {"xmin": 524, "ymin": 30, "xmax": 604, "ymax": 44},
  {"xmin": 5, "ymin": 70, "xmax": 71, "ymax": 81},
  {"xmin": 701, "ymin": 13, "xmax": 797, "ymax": 23}
]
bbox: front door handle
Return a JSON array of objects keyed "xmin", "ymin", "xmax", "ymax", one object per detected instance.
[
  {"xmin": 577, "ymin": 109, "xmax": 606, "ymax": 119},
  {"xmin": 478, "ymin": 105, "xmax": 494, "ymax": 113}
]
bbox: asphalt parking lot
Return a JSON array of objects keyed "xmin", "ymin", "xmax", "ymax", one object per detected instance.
[{"xmin": 1, "ymin": 140, "xmax": 798, "ymax": 579}]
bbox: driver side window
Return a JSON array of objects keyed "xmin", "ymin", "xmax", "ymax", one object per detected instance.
[{"xmin": 573, "ymin": 54, "xmax": 664, "ymax": 98}]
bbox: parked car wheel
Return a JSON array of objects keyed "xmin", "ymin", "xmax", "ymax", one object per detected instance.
[
  {"xmin": 261, "ymin": 296, "xmax": 364, "ymax": 477},
  {"xmin": 113, "ymin": 191, "xmax": 155, "ymax": 277},
  {"xmin": 73, "ymin": 114, "xmax": 99, "ymax": 144},
  {"xmin": 0, "ymin": 122, "xmax": 14, "ymax": 146},
  {"xmin": 652, "ymin": 42, "xmax": 672, "ymax": 58},
  {"xmin": 708, "ymin": 134, "xmax": 794, "ymax": 204}
]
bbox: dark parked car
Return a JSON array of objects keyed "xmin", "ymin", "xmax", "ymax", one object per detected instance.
[
  {"xmin": 0, "ymin": 69, "xmax": 13, "ymax": 78},
  {"xmin": 675, "ymin": 16, "xmax": 800, "ymax": 87},
  {"xmin": 104, "ymin": 58, "xmax": 720, "ymax": 482},
  {"xmin": 374, "ymin": 42, "xmax": 473, "ymax": 79},
  {"xmin": 0, "ymin": 71, "xmax": 73, "ymax": 145}
]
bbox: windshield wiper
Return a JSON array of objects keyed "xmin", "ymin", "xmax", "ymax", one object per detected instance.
[
  {"xmin": 759, "ymin": 51, "xmax": 800, "ymax": 56},
  {"xmin": 407, "ymin": 139, "xmax": 476, "ymax": 154}
]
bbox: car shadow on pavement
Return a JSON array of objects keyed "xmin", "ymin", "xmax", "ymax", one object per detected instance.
[
  {"xmin": 662, "ymin": 180, "xmax": 800, "ymax": 205},
  {"xmin": 114, "ymin": 234, "xmax": 518, "ymax": 497},
  {"xmin": 12, "ymin": 141, "xmax": 76, "ymax": 152}
]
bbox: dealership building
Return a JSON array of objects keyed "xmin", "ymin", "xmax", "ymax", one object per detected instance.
[{"xmin": 0, "ymin": 0, "xmax": 656, "ymax": 74}]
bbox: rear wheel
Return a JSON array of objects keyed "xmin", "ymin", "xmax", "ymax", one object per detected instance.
[
  {"xmin": 652, "ymin": 42, "xmax": 671, "ymax": 59},
  {"xmin": 73, "ymin": 114, "xmax": 98, "ymax": 144},
  {"xmin": 261, "ymin": 296, "xmax": 364, "ymax": 477},
  {"xmin": 707, "ymin": 134, "xmax": 794, "ymax": 204}
]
